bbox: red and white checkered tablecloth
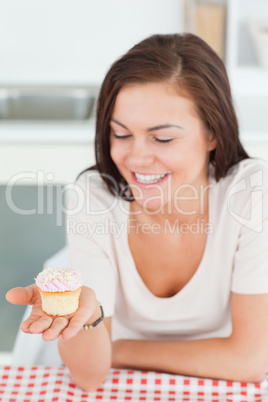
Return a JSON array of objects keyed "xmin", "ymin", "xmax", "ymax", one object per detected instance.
[{"xmin": 0, "ymin": 365, "xmax": 268, "ymax": 402}]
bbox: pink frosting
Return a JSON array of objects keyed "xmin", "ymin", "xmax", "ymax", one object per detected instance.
[{"xmin": 35, "ymin": 267, "xmax": 82, "ymax": 292}]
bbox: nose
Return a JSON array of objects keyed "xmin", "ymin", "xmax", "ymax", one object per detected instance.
[{"xmin": 128, "ymin": 139, "xmax": 154, "ymax": 167}]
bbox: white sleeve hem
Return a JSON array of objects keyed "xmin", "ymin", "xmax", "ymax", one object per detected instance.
[{"xmin": 232, "ymin": 277, "xmax": 268, "ymax": 294}]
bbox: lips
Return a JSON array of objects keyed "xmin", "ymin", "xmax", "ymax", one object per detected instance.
[{"xmin": 132, "ymin": 172, "xmax": 169, "ymax": 186}]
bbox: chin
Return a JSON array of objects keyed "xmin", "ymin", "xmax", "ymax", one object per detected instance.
[{"xmin": 136, "ymin": 199, "xmax": 167, "ymax": 215}]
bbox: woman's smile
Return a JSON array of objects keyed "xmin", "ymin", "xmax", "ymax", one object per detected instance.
[{"xmin": 131, "ymin": 172, "xmax": 170, "ymax": 186}]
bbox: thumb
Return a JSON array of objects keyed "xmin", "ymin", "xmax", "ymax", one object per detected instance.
[{"xmin": 6, "ymin": 284, "xmax": 37, "ymax": 305}]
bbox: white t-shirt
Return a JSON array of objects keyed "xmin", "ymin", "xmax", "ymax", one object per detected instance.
[{"xmin": 66, "ymin": 158, "xmax": 268, "ymax": 342}]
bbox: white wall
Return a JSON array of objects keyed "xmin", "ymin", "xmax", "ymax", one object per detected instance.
[{"xmin": 0, "ymin": 0, "xmax": 184, "ymax": 85}]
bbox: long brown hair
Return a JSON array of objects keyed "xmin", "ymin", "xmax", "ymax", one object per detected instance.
[{"xmin": 88, "ymin": 33, "xmax": 249, "ymax": 198}]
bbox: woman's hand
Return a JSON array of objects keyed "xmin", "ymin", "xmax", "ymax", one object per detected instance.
[{"xmin": 6, "ymin": 285, "xmax": 98, "ymax": 342}]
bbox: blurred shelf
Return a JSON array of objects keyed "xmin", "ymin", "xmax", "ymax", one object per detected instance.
[{"xmin": 0, "ymin": 120, "xmax": 95, "ymax": 143}]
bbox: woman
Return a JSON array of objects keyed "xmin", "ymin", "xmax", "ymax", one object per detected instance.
[{"xmin": 6, "ymin": 33, "xmax": 268, "ymax": 391}]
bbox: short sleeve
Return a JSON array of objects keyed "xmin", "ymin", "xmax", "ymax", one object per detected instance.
[
  {"xmin": 65, "ymin": 171, "xmax": 119, "ymax": 317},
  {"xmin": 231, "ymin": 163, "xmax": 268, "ymax": 294}
]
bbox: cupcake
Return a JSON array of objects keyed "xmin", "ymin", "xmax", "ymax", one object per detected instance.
[{"xmin": 35, "ymin": 267, "xmax": 82, "ymax": 316}]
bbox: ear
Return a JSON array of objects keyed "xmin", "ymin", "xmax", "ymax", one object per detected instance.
[{"xmin": 207, "ymin": 133, "xmax": 217, "ymax": 152}]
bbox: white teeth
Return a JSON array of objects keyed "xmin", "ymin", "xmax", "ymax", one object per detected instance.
[{"xmin": 134, "ymin": 173, "xmax": 167, "ymax": 184}]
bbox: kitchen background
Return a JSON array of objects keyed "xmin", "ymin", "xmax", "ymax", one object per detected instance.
[{"xmin": 0, "ymin": 0, "xmax": 268, "ymax": 363}]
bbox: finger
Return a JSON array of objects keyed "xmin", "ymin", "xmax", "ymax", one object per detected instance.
[
  {"xmin": 21, "ymin": 318, "xmax": 35, "ymax": 331},
  {"xmin": 61, "ymin": 317, "xmax": 83, "ymax": 340},
  {"xmin": 21, "ymin": 313, "xmax": 45, "ymax": 331},
  {"xmin": 42, "ymin": 317, "xmax": 69, "ymax": 341},
  {"xmin": 62, "ymin": 304, "xmax": 96, "ymax": 340},
  {"xmin": 29, "ymin": 315, "xmax": 53, "ymax": 334},
  {"xmin": 6, "ymin": 285, "xmax": 38, "ymax": 306}
]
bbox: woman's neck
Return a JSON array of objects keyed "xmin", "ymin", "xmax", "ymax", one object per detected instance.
[{"xmin": 129, "ymin": 181, "xmax": 210, "ymax": 227}]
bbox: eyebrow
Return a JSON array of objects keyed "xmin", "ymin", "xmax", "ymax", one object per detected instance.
[{"xmin": 110, "ymin": 118, "xmax": 183, "ymax": 132}]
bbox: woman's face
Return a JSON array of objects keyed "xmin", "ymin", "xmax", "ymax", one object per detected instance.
[{"xmin": 109, "ymin": 82, "xmax": 216, "ymax": 214}]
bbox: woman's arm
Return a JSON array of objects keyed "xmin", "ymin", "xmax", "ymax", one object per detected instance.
[
  {"xmin": 112, "ymin": 292, "xmax": 268, "ymax": 382},
  {"xmin": 58, "ymin": 313, "xmax": 111, "ymax": 392}
]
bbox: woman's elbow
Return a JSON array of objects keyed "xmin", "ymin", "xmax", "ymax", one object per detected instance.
[
  {"xmin": 71, "ymin": 366, "xmax": 110, "ymax": 392},
  {"xmin": 241, "ymin": 365, "xmax": 267, "ymax": 383},
  {"xmin": 75, "ymin": 378, "xmax": 103, "ymax": 393},
  {"xmin": 238, "ymin": 355, "xmax": 268, "ymax": 383}
]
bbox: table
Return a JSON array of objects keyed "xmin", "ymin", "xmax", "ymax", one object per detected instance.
[{"xmin": 0, "ymin": 366, "xmax": 268, "ymax": 402}]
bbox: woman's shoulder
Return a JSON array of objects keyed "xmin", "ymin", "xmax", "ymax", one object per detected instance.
[
  {"xmin": 76, "ymin": 167, "xmax": 115, "ymax": 200},
  {"xmin": 228, "ymin": 158, "xmax": 268, "ymax": 179},
  {"xmin": 210, "ymin": 158, "xmax": 268, "ymax": 224},
  {"xmin": 212, "ymin": 158, "xmax": 268, "ymax": 191},
  {"xmin": 76, "ymin": 168, "xmax": 105, "ymax": 187},
  {"xmin": 70, "ymin": 168, "xmax": 127, "ymax": 219}
]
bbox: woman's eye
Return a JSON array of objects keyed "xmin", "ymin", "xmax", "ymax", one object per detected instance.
[
  {"xmin": 155, "ymin": 138, "xmax": 173, "ymax": 143},
  {"xmin": 113, "ymin": 132, "xmax": 131, "ymax": 139}
]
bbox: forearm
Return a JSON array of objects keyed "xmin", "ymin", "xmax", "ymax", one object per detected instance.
[
  {"xmin": 58, "ymin": 308, "xmax": 111, "ymax": 391},
  {"xmin": 113, "ymin": 337, "xmax": 265, "ymax": 383}
]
